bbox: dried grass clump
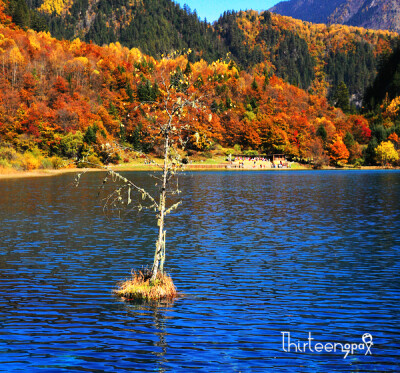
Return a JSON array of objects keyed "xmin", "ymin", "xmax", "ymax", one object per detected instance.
[{"xmin": 114, "ymin": 268, "xmax": 177, "ymax": 301}]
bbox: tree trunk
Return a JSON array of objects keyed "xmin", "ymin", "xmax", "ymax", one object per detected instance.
[{"xmin": 151, "ymin": 132, "xmax": 169, "ymax": 282}]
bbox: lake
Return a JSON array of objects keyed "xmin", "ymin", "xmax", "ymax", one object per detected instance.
[{"xmin": 0, "ymin": 170, "xmax": 399, "ymax": 372}]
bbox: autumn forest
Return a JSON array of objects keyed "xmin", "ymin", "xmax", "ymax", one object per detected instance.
[{"xmin": 1, "ymin": 0, "xmax": 400, "ymax": 171}]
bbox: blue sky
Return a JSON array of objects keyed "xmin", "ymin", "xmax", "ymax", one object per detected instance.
[{"xmin": 174, "ymin": 0, "xmax": 281, "ymax": 23}]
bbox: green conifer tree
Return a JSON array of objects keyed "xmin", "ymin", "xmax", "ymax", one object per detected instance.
[{"xmin": 333, "ymin": 81, "xmax": 350, "ymax": 113}]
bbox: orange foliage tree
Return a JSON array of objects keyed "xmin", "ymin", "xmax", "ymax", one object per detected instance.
[{"xmin": 329, "ymin": 135, "xmax": 350, "ymax": 165}]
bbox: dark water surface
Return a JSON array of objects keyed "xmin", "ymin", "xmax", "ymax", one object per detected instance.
[{"xmin": 0, "ymin": 170, "xmax": 399, "ymax": 372}]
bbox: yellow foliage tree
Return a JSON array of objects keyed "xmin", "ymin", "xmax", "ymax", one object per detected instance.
[
  {"xmin": 39, "ymin": 0, "xmax": 73, "ymax": 15},
  {"xmin": 375, "ymin": 141, "xmax": 399, "ymax": 166},
  {"xmin": 384, "ymin": 96, "xmax": 400, "ymax": 120},
  {"xmin": 9, "ymin": 46, "xmax": 25, "ymax": 87}
]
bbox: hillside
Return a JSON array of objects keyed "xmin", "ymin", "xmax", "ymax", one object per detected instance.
[
  {"xmin": 16, "ymin": 0, "xmax": 228, "ymax": 62},
  {"xmin": 0, "ymin": 7, "xmax": 378, "ymax": 169},
  {"xmin": 271, "ymin": 0, "xmax": 400, "ymax": 33},
  {"xmin": 215, "ymin": 10, "xmax": 398, "ymax": 104},
  {"xmin": 364, "ymin": 44, "xmax": 400, "ymax": 109},
  {"xmin": 270, "ymin": 0, "xmax": 344, "ymax": 25},
  {"xmin": 5, "ymin": 0, "xmax": 399, "ymax": 105},
  {"xmin": 0, "ymin": 1, "xmax": 399, "ymax": 171}
]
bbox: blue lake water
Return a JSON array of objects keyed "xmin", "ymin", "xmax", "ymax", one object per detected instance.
[{"xmin": 0, "ymin": 170, "xmax": 399, "ymax": 372}]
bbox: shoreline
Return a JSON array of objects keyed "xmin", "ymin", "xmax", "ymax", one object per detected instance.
[
  {"xmin": 0, "ymin": 168, "xmax": 83, "ymax": 179},
  {"xmin": 0, "ymin": 164, "xmax": 393, "ymax": 180}
]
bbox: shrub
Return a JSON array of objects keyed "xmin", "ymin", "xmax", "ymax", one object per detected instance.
[
  {"xmin": 225, "ymin": 149, "xmax": 235, "ymax": 156},
  {"xmin": 87, "ymin": 154, "xmax": 102, "ymax": 166},
  {"xmin": 21, "ymin": 152, "xmax": 40, "ymax": 171},
  {"xmin": 244, "ymin": 149, "xmax": 259, "ymax": 156},
  {"xmin": 60, "ymin": 131, "xmax": 84, "ymax": 158},
  {"xmin": 50, "ymin": 156, "xmax": 64, "ymax": 169},
  {"xmin": 108, "ymin": 152, "xmax": 122, "ymax": 165},
  {"xmin": 212, "ymin": 144, "xmax": 225, "ymax": 155},
  {"xmin": 0, "ymin": 159, "xmax": 11, "ymax": 169},
  {"xmin": 10, "ymin": 155, "xmax": 24, "ymax": 171},
  {"xmin": 0, "ymin": 147, "xmax": 20, "ymax": 170},
  {"xmin": 353, "ymin": 158, "xmax": 365, "ymax": 167},
  {"xmin": 233, "ymin": 144, "xmax": 241, "ymax": 153},
  {"xmin": 210, "ymin": 143, "xmax": 222, "ymax": 152},
  {"xmin": 40, "ymin": 158, "xmax": 53, "ymax": 169},
  {"xmin": 78, "ymin": 154, "xmax": 102, "ymax": 168},
  {"xmin": 0, "ymin": 146, "xmax": 18, "ymax": 162}
]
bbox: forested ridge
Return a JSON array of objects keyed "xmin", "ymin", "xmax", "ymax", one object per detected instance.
[
  {"xmin": 4, "ymin": 0, "xmax": 399, "ymax": 99},
  {"xmin": 0, "ymin": 0, "xmax": 400, "ymax": 171}
]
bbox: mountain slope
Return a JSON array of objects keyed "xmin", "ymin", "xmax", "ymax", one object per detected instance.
[
  {"xmin": 1, "ymin": 2, "xmax": 399, "ymax": 169},
  {"xmin": 4, "ymin": 0, "xmax": 399, "ymax": 103},
  {"xmin": 0, "ymin": 11, "xmax": 368, "ymax": 167},
  {"xmin": 344, "ymin": 0, "xmax": 400, "ymax": 32},
  {"xmin": 270, "ymin": 0, "xmax": 344, "ymax": 24},
  {"xmin": 271, "ymin": 0, "xmax": 400, "ymax": 33},
  {"xmin": 37, "ymin": 0, "xmax": 228, "ymax": 62},
  {"xmin": 364, "ymin": 44, "xmax": 400, "ymax": 110},
  {"xmin": 216, "ymin": 10, "xmax": 398, "ymax": 105}
]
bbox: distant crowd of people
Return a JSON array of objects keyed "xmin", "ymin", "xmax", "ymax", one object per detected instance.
[{"xmin": 232, "ymin": 156, "xmax": 289, "ymax": 169}]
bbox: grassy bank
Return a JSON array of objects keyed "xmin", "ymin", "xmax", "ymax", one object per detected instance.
[
  {"xmin": 1, "ymin": 153, "xmax": 394, "ymax": 180},
  {"xmin": 3, "ymin": 163, "xmax": 392, "ymax": 180},
  {"xmin": 0, "ymin": 167, "xmax": 84, "ymax": 179}
]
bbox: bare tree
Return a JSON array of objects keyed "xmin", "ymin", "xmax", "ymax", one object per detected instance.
[{"xmin": 76, "ymin": 59, "xmax": 208, "ymax": 285}]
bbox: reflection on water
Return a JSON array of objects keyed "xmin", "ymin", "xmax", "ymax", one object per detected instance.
[{"xmin": 0, "ymin": 170, "xmax": 399, "ymax": 372}]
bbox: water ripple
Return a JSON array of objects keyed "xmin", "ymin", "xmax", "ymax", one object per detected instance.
[{"xmin": 0, "ymin": 170, "xmax": 399, "ymax": 372}]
